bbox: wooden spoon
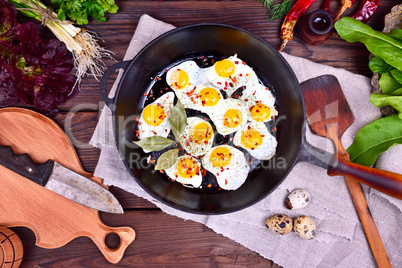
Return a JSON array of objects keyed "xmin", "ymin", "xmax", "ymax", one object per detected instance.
[{"xmin": 300, "ymin": 75, "xmax": 392, "ymax": 268}]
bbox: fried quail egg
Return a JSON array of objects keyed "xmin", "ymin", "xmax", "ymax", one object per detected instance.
[
  {"xmin": 180, "ymin": 84, "xmax": 225, "ymax": 118},
  {"xmin": 202, "ymin": 145, "xmax": 250, "ymax": 190},
  {"xmin": 204, "ymin": 55, "xmax": 259, "ymax": 96},
  {"xmin": 138, "ymin": 92, "xmax": 175, "ymax": 140},
  {"xmin": 178, "ymin": 117, "xmax": 215, "ymax": 156},
  {"xmin": 164, "ymin": 155, "xmax": 202, "ymax": 188},
  {"xmin": 240, "ymin": 84, "xmax": 278, "ymax": 123},
  {"xmin": 166, "ymin": 61, "xmax": 205, "ymax": 98},
  {"xmin": 211, "ymin": 98, "xmax": 248, "ymax": 136},
  {"xmin": 233, "ymin": 121, "xmax": 277, "ymax": 160}
]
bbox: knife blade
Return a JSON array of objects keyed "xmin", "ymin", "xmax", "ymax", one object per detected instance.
[{"xmin": 0, "ymin": 145, "xmax": 123, "ymax": 214}]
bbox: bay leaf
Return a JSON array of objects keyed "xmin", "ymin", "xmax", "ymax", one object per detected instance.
[
  {"xmin": 154, "ymin": 148, "xmax": 179, "ymax": 170},
  {"xmin": 133, "ymin": 136, "xmax": 174, "ymax": 151},
  {"xmin": 170, "ymin": 99, "xmax": 187, "ymax": 139},
  {"xmin": 347, "ymin": 114, "xmax": 402, "ymax": 166}
]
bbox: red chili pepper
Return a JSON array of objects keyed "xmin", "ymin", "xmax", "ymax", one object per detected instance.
[
  {"xmin": 322, "ymin": 0, "xmax": 334, "ymax": 17},
  {"xmin": 279, "ymin": 0, "xmax": 317, "ymax": 52},
  {"xmin": 351, "ymin": 0, "xmax": 380, "ymax": 23},
  {"xmin": 334, "ymin": 0, "xmax": 357, "ymax": 21}
]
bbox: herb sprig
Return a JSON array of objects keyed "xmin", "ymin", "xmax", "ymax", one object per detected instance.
[
  {"xmin": 51, "ymin": 0, "xmax": 119, "ymax": 25},
  {"xmin": 258, "ymin": 0, "xmax": 292, "ymax": 21}
]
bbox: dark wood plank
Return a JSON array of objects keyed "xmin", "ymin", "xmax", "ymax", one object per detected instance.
[
  {"xmin": 13, "ymin": 211, "xmax": 279, "ymax": 267},
  {"xmin": 47, "ymin": 0, "xmax": 397, "ymax": 109}
]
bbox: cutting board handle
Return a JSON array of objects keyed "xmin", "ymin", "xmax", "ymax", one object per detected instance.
[{"xmin": 90, "ymin": 223, "xmax": 136, "ymax": 264}]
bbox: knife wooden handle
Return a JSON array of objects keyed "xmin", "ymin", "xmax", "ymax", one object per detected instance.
[
  {"xmin": 328, "ymin": 153, "xmax": 402, "ymax": 200},
  {"xmin": 0, "ymin": 145, "xmax": 54, "ymax": 186}
]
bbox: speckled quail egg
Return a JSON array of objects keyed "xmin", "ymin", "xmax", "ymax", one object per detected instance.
[
  {"xmin": 285, "ymin": 189, "xmax": 310, "ymax": 210},
  {"xmin": 293, "ymin": 215, "xmax": 316, "ymax": 240},
  {"xmin": 265, "ymin": 214, "xmax": 293, "ymax": 235}
]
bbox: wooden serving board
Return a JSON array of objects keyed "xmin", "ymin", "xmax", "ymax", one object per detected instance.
[{"xmin": 0, "ymin": 108, "xmax": 135, "ymax": 264}]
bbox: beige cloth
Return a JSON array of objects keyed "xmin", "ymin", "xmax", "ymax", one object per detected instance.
[{"xmin": 90, "ymin": 15, "xmax": 402, "ymax": 268}]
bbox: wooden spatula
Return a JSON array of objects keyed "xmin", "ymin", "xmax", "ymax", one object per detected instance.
[{"xmin": 300, "ymin": 75, "xmax": 392, "ymax": 268}]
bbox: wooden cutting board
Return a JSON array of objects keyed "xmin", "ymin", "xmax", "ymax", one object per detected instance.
[{"xmin": 0, "ymin": 107, "xmax": 135, "ymax": 264}]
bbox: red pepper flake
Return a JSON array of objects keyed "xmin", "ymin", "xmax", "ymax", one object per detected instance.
[
  {"xmin": 242, "ymin": 61, "xmax": 247, "ymax": 66},
  {"xmin": 159, "ymin": 170, "xmax": 164, "ymax": 173},
  {"xmin": 229, "ymin": 82, "xmax": 234, "ymax": 88},
  {"xmin": 217, "ymin": 82, "xmax": 222, "ymax": 85},
  {"xmin": 234, "ymin": 94, "xmax": 238, "ymax": 98},
  {"xmin": 208, "ymin": 184, "xmax": 212, "ymax": 188},
  {"xmin": 225, "ymin": 179, "xmax": 228, "ymax": 185},
  {"xmin": 136, "ymin": 117, "xmax": 139, "ymax": 122},
  {"xmin": 144, "ymin": 93, "xmax": 148, "ymax": 96},
  {"xmin": 151, "ymin": 130, "xmax": 157, "ymax": 135}
]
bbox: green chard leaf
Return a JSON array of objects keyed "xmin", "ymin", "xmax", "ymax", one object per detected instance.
[
  {"xmin": 388, "ymin": 29, "xmax": 402, "ymax": 41},
  {"xmin": 335, "ymin": 17, "xmax": 402, "ymax": 71},
  {"xmin": 369, "ymin": 57, "xmax": 394, "ymax": 74},
  {"xmin": 370, "ymin": 94, "xmax": 402, "ymax": 119},
  {"xmin": 133, "ymin": 136, "xmax": 174, "ymax": 152},
  {"xmin": 170, "ymin": 99, "xmax": 187, "ymax": 139},
  {"xmin": 154, "ymin": 149, "xmax": 179, "ymax": 170},
  {"xmin": 391, "ymin": 69, "xmax": 402, "ymax": 84},
  {"xmin": 379, "ymin": 72, "xmax": 402, "ymax": 94},
  {"xmin": 347, "ymin": 114, "xmax": 402, "ymax": 166}
]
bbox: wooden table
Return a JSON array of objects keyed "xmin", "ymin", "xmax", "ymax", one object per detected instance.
[{"xmin": 10, "ymin": 0, "xmax": 398, "ymax": 267}]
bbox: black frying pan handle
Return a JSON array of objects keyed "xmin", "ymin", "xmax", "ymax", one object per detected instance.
[
  {"xmin": 99, "ymin": 61, "xmax": 131, "ymax": 109},
  {"xmin": 296, "ymin": 130, "xmax": 333, "ymax": 169}
]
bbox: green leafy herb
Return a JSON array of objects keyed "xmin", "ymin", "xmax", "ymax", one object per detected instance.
[
  {"xmin": 378, "ymin": 72, "xmax": 402, "ymax": 94},
  {"xmin": 51, "ymin": 0, "xmax": 119, "ymax": 25},
  {"xmin": 369, "ymin": 57, "xmax": 394, "ymax": 74},
  {"xmin": 154, "ymin": 149, "xmax": 179, "ymax": 170},
  {"xmin": 258, "ymin": 0, "xmax": 292, "ymax": 21},
  {"xmin": 347, "ymin": 115, "xmax": 402, "ymax": 166},
  {"xmin": 391, "ymin": 69, "xmax": 402, "ymax": 84},
  {"xmin": 370, "ymin": 94, "xmax": 402, "ymax": 119},
  {"xmin": 133, "ymin": 136, "xmax": 175, "ymax": 152},
  {"xmin": 335, "ymin": 17, "xmax": 402, "ymax": 71},
  {"xmin": 336, "ymin": 17, "xmax": 402, "ymax": 166},
  {"xmin": 170, "ymin": 99, "xmax": 187, "ymax": 139}
]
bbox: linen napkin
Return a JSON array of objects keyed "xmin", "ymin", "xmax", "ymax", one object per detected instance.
[{"xmin": 90, "ymin": 15, "xmax": 402, "ymax": 268}]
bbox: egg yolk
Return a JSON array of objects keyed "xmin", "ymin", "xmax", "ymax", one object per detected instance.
[
  {"xmin": 177, "ymin": 157, "xmax": 200, "ymax": 178},
  {"xmin": 210, "ymin": 147, "xmax": 232, "ymax": 168},
  {"xmin": 191, "ymin": 122, "xmax": 213, "ymax": 143},
  {"xmin": 170, "ymin": 69, "xmax": 189, "ymax": 90},
  {"xmin": 199, "ymin": 87, "xmax": 220, "ymax": 106},
  {"xmin": 142, "ymin": 104, "xmax": 166, "ymax": 126},
  {"xmin": 223, "ymin": 109, "xmax": 242, "ymax": 128},
  {"xmin": 241, "ymin": 128, "xmax": 263, "ymax": 149},
  {"xmin": 215, "ymin": 60, "xmax": 235, "ymax": 78},
  {"xmin": 250, "ymin": 103, "xmax": 271, "ymax": 122}
]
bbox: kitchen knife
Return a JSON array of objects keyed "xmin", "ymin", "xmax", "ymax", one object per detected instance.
[{"xmin": 0, "ymin": 145, "xmax": 123, "ymax": 214}]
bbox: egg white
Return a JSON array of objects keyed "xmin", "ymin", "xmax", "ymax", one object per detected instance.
[
  {"xmin": 203, "ymin": 55, "xmax": 259, "ymax": 97},
  {"xmin": 211, "ymin": 98, "xmax": 248, "ymax": 136},
  {"xmin": 138, "ymin": 92, "xmax": 175, "ymax": 140},
  {"xmin": 202, "ymin": 145, "xmax": 250, "ymax": 190},
  {"xmin": 178, "ymin": 117, "xmax": 215, "ymax": 157},
  {"xmin": 166, "ymin": 60, "xmax": 206, "ymax": 101},
  {"xmin": 240, "ymin": 84, "xmax": 278, "ymax": 123},
  {"xmin": 165, "ymin": 155, "xmax": 202, "ymax": 188},
  {"xmin": 233, "ymin": 121, "xmax": 277, "ymax": 160}
]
